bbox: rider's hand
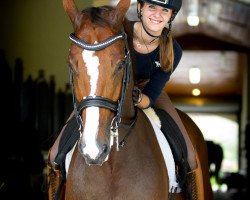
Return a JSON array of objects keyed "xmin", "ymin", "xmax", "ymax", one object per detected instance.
[{"xmin": 132, "ymin": 87, "xmax": 142, "ymax": 106}]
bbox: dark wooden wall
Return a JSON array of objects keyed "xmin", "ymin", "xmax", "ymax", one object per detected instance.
[{"xmin": 0, "ymin": 49, "xmax": 72, "ymax": 199}]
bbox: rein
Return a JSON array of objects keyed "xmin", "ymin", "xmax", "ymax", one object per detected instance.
[{"xmin": 69, "ymin": 30, "xmax": 136, "ymax": 150}]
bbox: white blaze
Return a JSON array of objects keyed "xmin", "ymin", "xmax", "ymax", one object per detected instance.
[{"xmin": 81, "ymin": 49, "xmax": 100, "ymax": 159}]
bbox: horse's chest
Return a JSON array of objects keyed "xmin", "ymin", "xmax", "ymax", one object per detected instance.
[{"xmin": 66, "ymin": 155, "xmax": 168, "ymax": 200}]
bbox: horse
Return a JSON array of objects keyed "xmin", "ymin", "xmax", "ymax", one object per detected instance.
[
  {"xmin": 60, "ymin": 0, "xmax": 213, "ymax": 199},
  {"xmin": 206, "ymin": 140, "xmax": 223, "ymax": 184}
]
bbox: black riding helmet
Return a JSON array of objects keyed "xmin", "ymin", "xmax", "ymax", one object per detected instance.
[
  {"xmin": 140, "ymin": 0, "xmax": 182, "ymax": 12},
  {"xmin": 138, "ymin": 0, "xmax": 182, "ymax": 19}
]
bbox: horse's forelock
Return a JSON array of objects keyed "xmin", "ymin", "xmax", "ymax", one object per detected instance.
[{"xmin": 82, "ymin": 6, "xmax": 115, "ymax": 29}]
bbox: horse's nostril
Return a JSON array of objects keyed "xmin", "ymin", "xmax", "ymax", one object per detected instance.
[{"xmin": 103, "ymin": 144, "xmax": 108, "ymax": 154}]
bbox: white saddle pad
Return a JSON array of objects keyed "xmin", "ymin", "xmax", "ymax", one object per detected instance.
[{"xmin": 143, "ymin": 107, "xmax": 180, "ymax": 192}]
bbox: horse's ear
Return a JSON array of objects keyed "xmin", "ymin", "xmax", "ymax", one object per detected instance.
[
  {"xmin": 112, "ymin": 0, "xmax": 131, "ymax": 26},
  {"xmin": 63, "ymin": 0, "xmax": 81, "ymax": 29}
]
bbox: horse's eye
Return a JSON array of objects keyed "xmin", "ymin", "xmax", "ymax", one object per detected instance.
[
  {"xmin": 114, "ymin": 60, "xmax": 125, "ymax": 77},
  {"xmin": 117, "ymin": 60, "xmax": 125, "ymax": 71}
]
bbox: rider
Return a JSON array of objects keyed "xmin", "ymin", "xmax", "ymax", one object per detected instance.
[
  {"xmin": 132, "ymin": 0, "xmax": 197, "ymax": 166},
  {"xmin": 130, "ymin": 0, "xmax": 198, "ymax": 196},
  {"xmin": 48, "ymin": 0, "xmax": 198, "ymax": 198}
]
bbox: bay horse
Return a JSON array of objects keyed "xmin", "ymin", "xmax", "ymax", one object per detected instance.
[
  {"xmin": 206, "ymin": 140, "xmax": 223, "ymax": 184},
  {"xmin": 61, "ymin": 0, "xmax": 213, "ymax": 199}
]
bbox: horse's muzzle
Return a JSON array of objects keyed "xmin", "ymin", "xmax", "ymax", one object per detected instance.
[{"xmin": 78, "ymin": 141, "xmax": 110, "ymax": 166}]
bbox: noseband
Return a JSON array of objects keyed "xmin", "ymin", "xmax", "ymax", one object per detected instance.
[{"xmin": 69, "ymin": 30, "xmax": 133, "ymax": 150}]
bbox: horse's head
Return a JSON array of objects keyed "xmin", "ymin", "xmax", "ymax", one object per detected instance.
[{"xmin": 63, "ymin": 0, "xmax": 133, "ymax": 165}]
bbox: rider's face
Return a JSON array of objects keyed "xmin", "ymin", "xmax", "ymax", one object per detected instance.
[{"xmin": 139, "ymin": 2, "xmax": 173, "ymax": 35}]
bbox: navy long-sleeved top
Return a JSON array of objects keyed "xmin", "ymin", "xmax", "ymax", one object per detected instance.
[{"xmin": 131, "ymin": 38, "xmax": 182, "ymax": 106}]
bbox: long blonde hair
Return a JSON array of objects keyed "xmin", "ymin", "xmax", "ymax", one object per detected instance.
[{"xmin": 159, "ymin": 27, "xmax": 174, "ymax": 72}]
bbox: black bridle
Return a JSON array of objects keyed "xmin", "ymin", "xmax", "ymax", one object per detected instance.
[{"xmin": 69, "ymin": 30, "xmax": 135, "ymax": 150}]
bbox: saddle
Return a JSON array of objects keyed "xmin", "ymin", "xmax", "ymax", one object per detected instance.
[
  {"xmin": 49, "ymin": 108, "xmax": 190, "ymax": 198},
  {"xmin": 153, "ymin": 108, "xmax": 190, "ymax": 189}
]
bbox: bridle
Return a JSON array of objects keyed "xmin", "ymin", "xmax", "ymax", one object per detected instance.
[{"xmin": 69, "ymin": 30, "xmax": 136, "ymax": 151}]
